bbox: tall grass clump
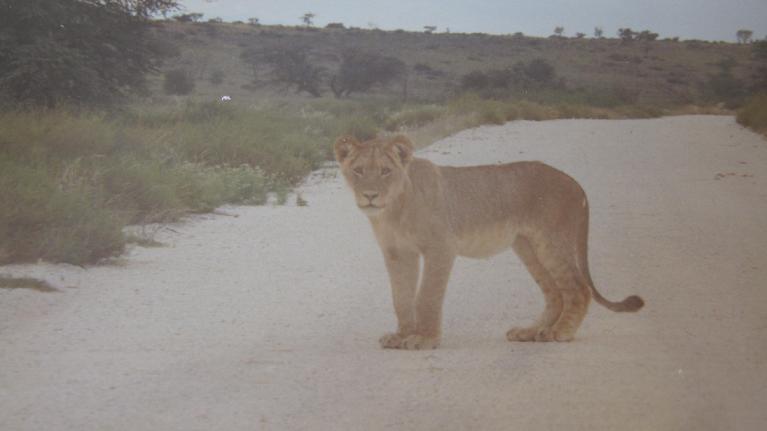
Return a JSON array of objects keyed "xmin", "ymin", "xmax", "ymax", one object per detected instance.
[
  {"xmin": 736, "ymin": 94, "xmax": 767, "ymax": 134},
  {"xmin": 0, "ymin": 103, "xmax": 328, "ymax": 264},
  {"xmin": 0, "ymin": 159, "xmax": 125, "ymax": 264}
]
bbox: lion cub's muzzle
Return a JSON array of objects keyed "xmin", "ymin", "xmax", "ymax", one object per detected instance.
[{"xmin": 356, "ymin": 191, "xmax": 385, "ymax": 216}]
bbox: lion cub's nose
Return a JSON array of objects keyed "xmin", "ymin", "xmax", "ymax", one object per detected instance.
[{"xmin": 362, "ymin": 192, "xmax": 379, "ymax": 202}]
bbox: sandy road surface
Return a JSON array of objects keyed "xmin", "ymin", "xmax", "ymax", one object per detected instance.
[{"xmin": 1, "ymin": 116, "xmax": 766, "ymax": 430}]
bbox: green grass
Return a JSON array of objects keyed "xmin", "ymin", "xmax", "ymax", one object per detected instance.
[{"xmin": 0, "ymin": 102, "xmax": 332, "ymax": 265}]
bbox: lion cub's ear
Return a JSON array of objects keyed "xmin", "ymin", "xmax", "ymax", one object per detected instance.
[
  {"xmin": 388, "ymin": 135, "xmax": 414, "ymax": 166},
  {"xmin": 334, "ymin": 135, "xmax": 360, "ymax": 163}
]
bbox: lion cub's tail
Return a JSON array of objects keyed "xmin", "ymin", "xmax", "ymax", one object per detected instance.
[
  {"xmin": 590, "ymin": 287, "xmax": 645, "ymax": 312},
  {"xmin": 577, "ymin": 203, "xmax": 644, "ymax": 313}
]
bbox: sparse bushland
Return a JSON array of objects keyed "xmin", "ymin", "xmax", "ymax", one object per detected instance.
[{"xmin": 3, "ymin": 17, "xmax": 759, "ymax": 266}]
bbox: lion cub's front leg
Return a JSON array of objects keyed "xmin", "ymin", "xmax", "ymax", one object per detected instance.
[
  {"xmin": 379, "ymin": 247, "xmax": 419, "ymax": 349},
  {"xmin": 383, "ymin": 248, "xmax": 455, "ymax": 350}
]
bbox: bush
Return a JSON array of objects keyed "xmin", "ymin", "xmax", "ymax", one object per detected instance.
[
  {"xmin": 208, "ymin": 69, "xmax": 225, "ymax": 85},
  {"xmin": 163, "ymin": 69, "xmax": 195, "ymax": 95},
  {"xmin": 703, "ymin": 72, "xmax": 747, "ymax": 108},
  {"xmin": 330, "ymin": 51, "xmax": 406, "ymax": 98}
]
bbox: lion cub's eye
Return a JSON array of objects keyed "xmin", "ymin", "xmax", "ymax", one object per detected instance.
[
  {"xmin": 352, "ymin": 167, "xmax": 364, "ymax": 176},
  {"xmin": 380, "ymin": 167, "xmax": 391, "ymax": 177}
]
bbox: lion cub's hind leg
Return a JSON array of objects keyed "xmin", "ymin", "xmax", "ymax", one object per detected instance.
[
  {"xmin": 543, "ymin": 285, "xmax": 590, "ymax": 341},
  {"xmin": 534, "ymin": 246, "xmax": 592, "ymax": 342},
  {"xmin": 507, "ymin": 236, "xmax": 564, "ymax": 342}
]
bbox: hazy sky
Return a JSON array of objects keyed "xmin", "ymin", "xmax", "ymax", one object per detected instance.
[{"xmin": 179, "ymin": 0, "xmax": 767, "ymax": 41}]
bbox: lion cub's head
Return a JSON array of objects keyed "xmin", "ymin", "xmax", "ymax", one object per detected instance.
[{"xmin": 334, "ymin": 135, "xmax": 414, "ymax": 217}]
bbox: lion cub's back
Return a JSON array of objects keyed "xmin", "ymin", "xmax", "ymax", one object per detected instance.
[{"xmin": 437, "ymin": 161, "xmax": 586, "ymax": 254}]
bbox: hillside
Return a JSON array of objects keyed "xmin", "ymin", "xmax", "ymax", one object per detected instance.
[{"xmin": 150, "ymin": 21, "xmax": 761, "ymax": 107}]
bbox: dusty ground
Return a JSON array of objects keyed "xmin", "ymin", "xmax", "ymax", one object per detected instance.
[{"xmin": 1, "ymin": 116, "xmax": 766, "ymax": 430}]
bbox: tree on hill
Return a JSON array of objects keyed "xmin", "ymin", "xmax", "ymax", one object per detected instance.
[
  {"xmin": 736, "ymin": 29, "xmax": 753, "ymax": 44},
  {"xmin": 301, "ymin": 13, "xmax": 315, "ymax": 27},
  {"xmin": 553, "ymin": 26, "xmax": 564, "ymax": 37},
  {"xmin": 0, "ymin": 0, "xmax": 179, "ymax": 108},
  {"xmin": 173, "ymin": 12, "xmax": 203, "ymax": 23},
  {"xmin": 594, "ymin": 27, "xmax": 604, "ymax": 38},
  {"xmin": 618, "ymin": 28, "xmax": 635, "ymax": 42},
  {"xmin": 636, "ymin": 30, "xmax": 659, "ymax": 41}
]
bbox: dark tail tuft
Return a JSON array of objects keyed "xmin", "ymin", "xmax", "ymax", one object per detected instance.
[
  {"xmin": 620, "ymin": 295, "xmax": 645, "ymax": 312},
  {"xmin": 591, "ymin": 288, "xmax": 645, "ymax": 312}
]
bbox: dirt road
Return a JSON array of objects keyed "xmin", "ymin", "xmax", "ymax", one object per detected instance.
[{"xmin": 1, "ymin": 116, "xmax": 766, "ymax": 430}]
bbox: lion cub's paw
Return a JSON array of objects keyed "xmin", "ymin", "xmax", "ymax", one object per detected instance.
[
  {"xmin": 379, "ymin": 333, "xmax": 407, "ymax": 349},
  {"xmin": 401, "ymin": 334, "xmax": 440, "ymax": 350},
  {"xmin": 507, "ymin": 326, "xmax": 575, "ymax": 342},
  {"xmin": 506, "ymin": 326, "xmax": 541, "ymax": 342},
  {"xmin": 379, "ymin": 333, "xmax": 440, "ymax": 350}
]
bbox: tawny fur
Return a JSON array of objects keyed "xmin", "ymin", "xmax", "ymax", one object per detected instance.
[{"xmin": 335, "ymin": 135, "xmax": 644, "ymax": 350}]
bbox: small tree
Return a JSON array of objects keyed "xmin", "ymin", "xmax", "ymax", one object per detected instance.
[
  {"xmin": 242, "ymin": 47, "xmax": 325, "ymax": 97},
  {"xmin": 575, "ymin": 32, "xmax": 586, "ymax": 39},
  {"xmin": 553, "ymin": 26, "xmax": 564, "ymax": 37},
  {"xmin": 525, "ymin": 58, "xmax": 555, "ymax": 84},
  {"xmin": 163, "ymin": 68, "xmax": 195, "ymax": 95},
  {"xmin": 594, "ymin": 27, "xmax": 604, "ymax": 38},
  {"xmin": 330, "ymin": 51, "xmax": 406, "ymax": 98},
  {"xmin": 301, "ymin": 13, "xmax": 315, "ymax": 27},
  {"xmin": 618, "ymin": 28, "xmax": 635, "ymax": 42},
  {"xmin": 208, "ymin": 69, "xmax": 224, "ymax": 86},
  {"xmin": 736, "ymin": 29, "xmax": 753, "ymax": 44}
]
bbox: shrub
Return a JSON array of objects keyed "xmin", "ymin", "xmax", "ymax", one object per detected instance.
[
  {"xmin": 208, "ymin": 69, "xmax": 225, "ymax": 85},
  {"xmin": 703, "ymin": 71, "xmax": 747, "ymax": 108},
  {"xmin": 163, "ymin": 69, "xmax": 195, "ymax": 95},
  {"xmin": 525, "ymin": 59, "xmax": 555, "ymax": 84},
  {"xmin": 330, "ymin": 51, "xmax": 406, "ymax": 98}
]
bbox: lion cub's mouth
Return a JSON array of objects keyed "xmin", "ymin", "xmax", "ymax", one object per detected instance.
[{"xmin": 359, "ymin": 204, "xmax": 384, "ymax": 216}]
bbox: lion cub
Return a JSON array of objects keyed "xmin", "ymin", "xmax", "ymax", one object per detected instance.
[{"xmin": 335, "ymin": 135, "xmax": 643, "ymax": 350}]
